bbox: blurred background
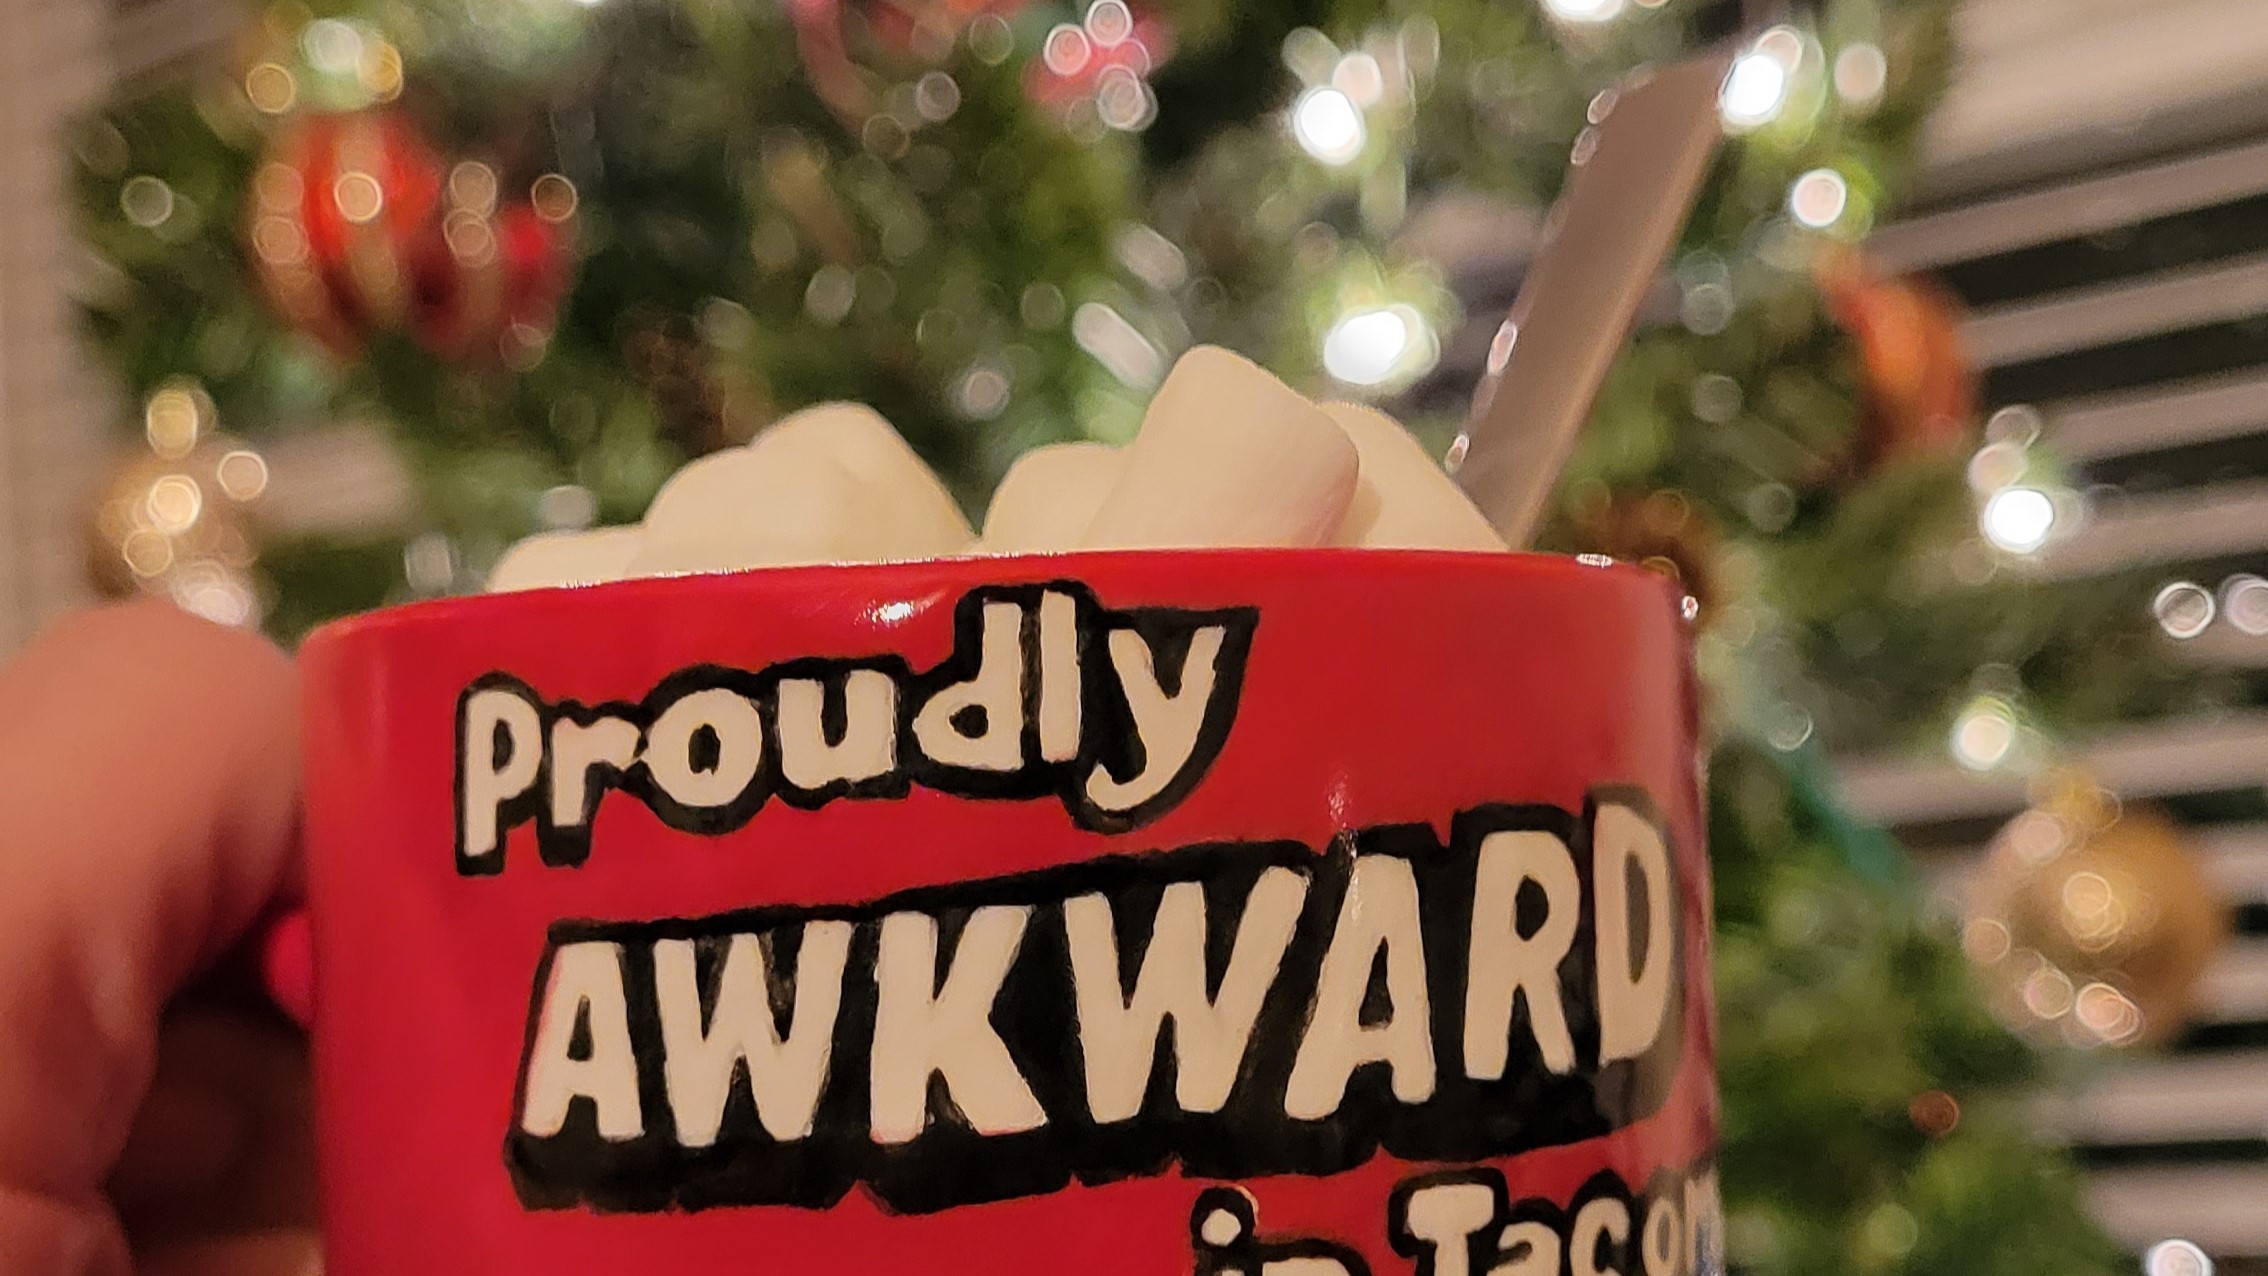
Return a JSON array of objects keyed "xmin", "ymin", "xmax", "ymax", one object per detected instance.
[{"xmin": 4, "ymin": 0, "xmax": 2268, "ymax": 1271}]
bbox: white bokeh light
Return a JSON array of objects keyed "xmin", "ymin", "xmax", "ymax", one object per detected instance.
[
  {"xmin": 1950, "ymin": 697, "xmax": 2018, "ymax": 771},
  {"xmin": 1292, "ymin": 87, "xmax": 1366, "ymax": 165},
  {"xmin": 2144, "ymin": 1239, "xmax": 2215, "ymax": 1276},
  {"xmin": 1085, "ymin": 0, "xmax": 1134, "ymax": 47},
  {"xmin": 1835, "ymin": 43, "xmax": 1888, "ymax": 104},
  {"xmin": 1981, "ymin": 486, "xmax": 2055, "ymax": 554},
  {"xmin": 2155, "ymin": 581, "xmax": 2216, "ymax": 640},
  {"xmin": 1323, "ymin": 306, "xmax": 1427, "ymax": 386},
  {"xmin": 1967, "ymin": 441, "xmax": 2028, "ymax": 494},
  {"xmin": 1332, "ymin": 52, "xmax": 1386, "ymax": 107},
  {"xmin": 1720, "ymin": 52, "xmax": 1791, "ymax": 128},
  {"xmin": 2222, "ymin": 574, "xmax": 2268, "ymax": 636},
  {"xmin": 1044, "ymin": 23, "xmax": 1094, "ymax": 76},
  {"xmin": 1543, "ymin": 0, "xmax": 1627, "ymax": 23},
  {"xmin": 1788, "ymin": 168, "xmax": 1850, "ymax": 229}
]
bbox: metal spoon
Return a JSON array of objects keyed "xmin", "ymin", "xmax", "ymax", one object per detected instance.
[{"xmin": 1450, "ymin": 46, "xmax": 1737, "ymax": 546}]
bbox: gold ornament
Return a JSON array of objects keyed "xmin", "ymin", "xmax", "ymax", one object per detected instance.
[
  {"xmin": 87, "ymin": 383, "xmax": 267, "ymax": 627},
  {"xmin": 1964, "ymin": 773, "xmax": 2228, "ymax": 1048}
]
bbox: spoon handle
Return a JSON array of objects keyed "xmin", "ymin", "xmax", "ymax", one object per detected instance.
[{"xmin": 1451, "ymin": 49, "xmax": 1733, "ymax": 547}]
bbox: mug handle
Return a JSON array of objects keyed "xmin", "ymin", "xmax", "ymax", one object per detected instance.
[{"xmin": 257, "ymin": 908, "xmax": 316, "ymax": 1029}]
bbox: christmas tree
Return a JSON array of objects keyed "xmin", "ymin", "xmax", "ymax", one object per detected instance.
[{"xmin": 72, "ymin": 0, "xmax": 2184, "ymax": 1269}]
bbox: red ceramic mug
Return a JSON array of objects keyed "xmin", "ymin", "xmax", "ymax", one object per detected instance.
[{"xmin": 296, "ymin": 548, "xmax": 1717, "ymax": 1275}]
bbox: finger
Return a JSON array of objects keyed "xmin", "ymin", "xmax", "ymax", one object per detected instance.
[
  {"xmin": 0, "ymin": 1187, "xmax": 127, "ymax": 1276},
  {"xmin": 140, "ymin": 1230, "xmax": 320, "ymax": 1276},
  {"xmin": 111, "ymin": 1001, "xmax": 314, "ymax": 1243},
  {"xmin": 0, "ymin": 602, "xmax": 298, "ymax": 1255}
]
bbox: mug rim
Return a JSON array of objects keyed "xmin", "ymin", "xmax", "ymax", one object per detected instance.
[{"xmin": 307, "ymin": 547, "xmax": 1679, "ymax": 653}]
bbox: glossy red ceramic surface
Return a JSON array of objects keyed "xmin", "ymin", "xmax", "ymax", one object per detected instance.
[{"xmin": 298, "ymin": 549, "xmax": 1715, "ymax": 1275}]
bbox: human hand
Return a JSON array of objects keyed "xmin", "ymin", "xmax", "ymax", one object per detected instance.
[{"xmin": 0, "ymin": 601, "xmax": 316, "ymax": 1275}]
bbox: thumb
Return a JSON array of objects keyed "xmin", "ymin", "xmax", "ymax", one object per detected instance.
[{"xmin": 0, "ymin": 602, "xmax": 299, "ymax": 1273}]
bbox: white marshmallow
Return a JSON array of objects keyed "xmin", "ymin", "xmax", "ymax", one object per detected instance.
[
  {"xmin": 981, "ymin": 442, "xmax": 1124, "ymax": 554},
  {"xmin": 1081, "ymin": 347, "xmax": 1360, "ymax": 550},
  {"xmin": 752, "ymin": 403, "xmax": 974, "ymax": 561},
  {"xmin": 630, "ymin": 403, "xmax": 975, "ymax": 578},
  {"xmin": 1323, "ymin": 403, "xmax": 1507, "ymax": 552},
  {"xmin": 487, "ymin": 527, "xmax": 645, "ymax": 593},
  {"xmin": 630, "ymin": 445, "xmax": 869, "ymax": 576}
]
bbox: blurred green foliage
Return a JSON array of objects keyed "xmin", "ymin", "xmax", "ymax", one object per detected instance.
[{"xmin": 75, "ymin": 2, "xmax": 2163, "ymax": 1269}]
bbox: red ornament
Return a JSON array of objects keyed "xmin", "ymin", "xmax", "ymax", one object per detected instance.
[
  {"xmin": 249, "ymin": 109, "xmax": 577, "ymax": 364},
  {"xmin": 247, "ymin": 110, "xmax": 445, "ymax": 354},
  {"xmin": 1816, "ymin": 247, "xmax": 1979, "ymax": 474},
  {"xmin": 408, "ymin": 180, "xmax": 577, "ymax": 363}
]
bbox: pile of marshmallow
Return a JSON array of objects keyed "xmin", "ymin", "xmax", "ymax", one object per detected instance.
[{"xmin": 489, "ymin": 346, "xmax": 1504, "ymax": 592}]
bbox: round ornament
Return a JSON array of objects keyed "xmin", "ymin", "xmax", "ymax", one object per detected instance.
[
  {"xmin": 249, "ymin": 112, "xmax": 576, "ymax": 363},
  {"xmin": 410, "ymin": 170, "xmax": 578, "ymax": 363},
  {"xmin": 86, "ymin": 387, "xmax": 269, "ymax": 627},
  {"xmin": 247, "ymin": 109, "xmax": 445, "ymax": 354},
  {"xmin": 1965, "ymin": 773, "xmax": 2229, "ymax": 1048},
  {"xmin": 1815, "ymin": 247, "xmax": 1978, "ymax": 477}
]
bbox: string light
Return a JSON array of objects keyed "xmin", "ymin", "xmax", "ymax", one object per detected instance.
[
  {"xmin": 144, "ymin": 383, "xmax": 209, "ymax": 457},
  {"xmin": 1980, "ymin": 486, "xmax": 2055, "ymax": 554},
  {"xmin": 1322, "ymin": 307, "xmax": 1417, "ymax": 386},
  {"xmin": 2019, "ymin": 962, "xmax": 2075, "ymax": 1019},
  {"xmin": 1987, "ymin": 404, "xmax": 2045, "ymax": 446},
  {"xmin": 244, "ymin": 62, "xmax": 298, "ymax": 114},
  {"xmin": 1787, "ymin": 168, "xmax": 1849, "ymax": 229},
  {"xmin": 358, "ymin": 37, "xmax": 404, "ymax": 100},
  {"xmin": 332, "ymin": 171, "xmax": 385, "ymax": 224},
  {"xmin": 1332, "ymin": 52, "xmax": 1386, "ymax": 107},
  {"xmin": 2221, "ymin": 574, "xmax": 2268, "ymax": 635},
  {"xmin": 1764, "ymin": 703, "xmax": 1813, "ymax": 752},
  {"xmin": 1720, "ymin": 29, "xmax": 1800, "ymax": 129},
  {"xmin": 1292, "ymin": 87, "xmax": 1366, "ymax": 165},
  {"xmin": 302, "ymin": 18, "xmax": 364, "ymax": 75},
  {"xmin": 2153, "ymin": 581, "xmax": 2215, "ymax": 640},
  {"xmin": 2073, "ymin": 981, "xmax": 2143, "ymax": 1045},
  {"xmin": 1543, "ymin": 0, "xmax": 1626, "ymax": 23},
  {"xmin": 915, "ymin": 70, "xmax": 962, "ymax": 122},
  {"xmin": 121, "ymin": 530, "xmax": 174, "ymax": 579},
  {"xmin": 955, "ymin": 362, "xmax": 1012, "ymax": 420},
  {"xmin": 120, "ymin": 176, "xmax": 176, "ymax": 229},
  {"xmin": 1044, "ymin": 23, "xmax": 1093, "ymax": 77},
  {"xmin": 1280, "ymin": 28, "xmax": 1341, "ymax": 84},
  {"xmin": 1967, "ymin": 441, "xmax": 2027, "ymax": 494},
  {"xmin": 214, "ymin": 450, "xmax": 270, "ymax": 502},
  {"xmin": 2144, "ymin": 1240, "xmax": 2215, "ymax": 1276},
  {"xmin": 144, "ymin": 475, "xmax": 203, "ymax": 535},
  {"xmin": 967, "ymin": 14, "xmax": 1015, "ymax": 65},
  {"xmin": 1720, "ymin": 54, "xmax": 1789, "ymax": 128},
  {"xmin": 1085, "ymin": 0, "xmax": 1133, "ymax": 47},
  {"xmin": 170, "ymin": 562, "xmax": 255, "ymax": 628},
  {"xmin": 1834, "ymin": 43, "xmax": 1889, "ymax": 105},
  {"xmin": 1950, "ymin": 696, "xmax": 2018, "ymax": 771},
  {"xmin": 530, "ymin": 174, "xmax": 579, "ymax": 223},
  {"xmin": 1324, "ymin": 305, "xmax": 1437, "ymax": 388},
  {"xmin": 1096, "ymin": 67, "xmax": 1156, "ymax": 132}
]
